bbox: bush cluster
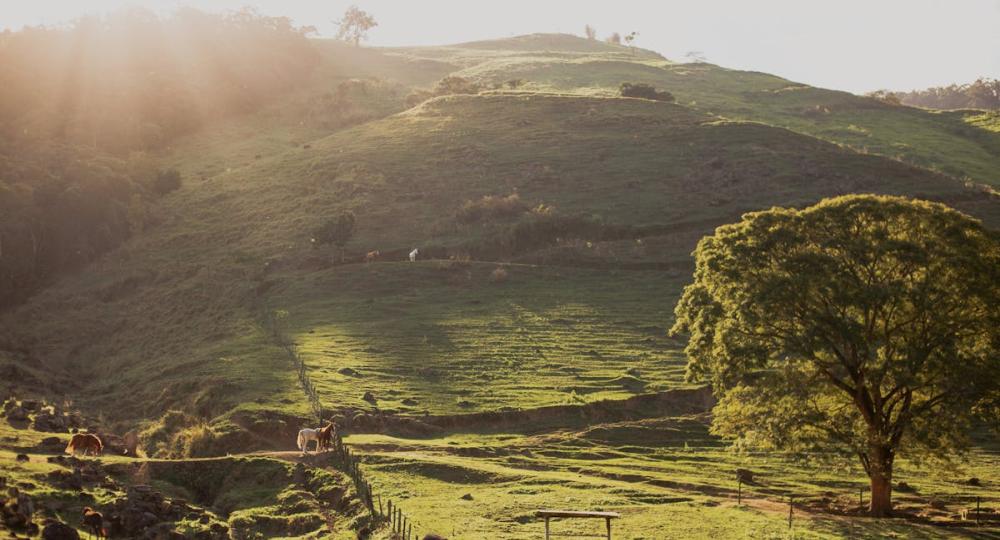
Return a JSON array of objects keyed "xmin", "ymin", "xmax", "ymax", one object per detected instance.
[
  {"xmin": 620, "ymin": 83, "xmax": 675, "ymax": 102},
  {"xmin": 456, "ymin": 193, "xmax": 527, "ymax": 223}
]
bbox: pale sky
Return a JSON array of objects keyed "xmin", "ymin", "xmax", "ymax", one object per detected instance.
[{"xmin": 2, "ymin": 0, "xmax": 999, "ymax": 94}]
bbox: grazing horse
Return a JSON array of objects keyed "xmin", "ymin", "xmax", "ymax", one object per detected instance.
[
  {"xmin": 297, "ymin": 427, "xmax": 322, "ymax": 454},
  {"xmin": 409, "ymin": 248, "xmax": 419, "ymax": 262},
  {"xmin": 365, "ymin": 250, "xmax": 380, "ymax": 264},
  {"xmin": 82, "ymin": 507, "xmax": 106, "ymax": 538},
  {"xmin": 316, "ymin": 422, "xmax": 336, "ymax": 452},
  {"xmin": 66, "ymin": 433, "xmax": 103, "ymax": 456}
]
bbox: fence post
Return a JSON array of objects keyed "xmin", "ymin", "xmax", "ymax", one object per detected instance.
[
  {"xmin": 737, "ymin": 479, "xmax": 742, "ymax": 505},
  {"xmin": 788, "ymin": 496, "xmax": 793, "ymax": 530},
  {"xmin": 859, "ymin": 488, "xmax": 863, "ymax": 507},
  {"xmin": 977, "ymin": 496, "xmax": 981, "ymax": 526}
]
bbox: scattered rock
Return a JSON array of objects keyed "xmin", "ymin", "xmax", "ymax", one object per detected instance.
[
  {"xmin": 929, "ymin": 499, "xmax": 947, "ymax": 510},
  {"xmin": 966, "ymin": 477, "xmax": 981, "ymax": 487},
  {"xmin": 422, "ymin": 535, "xmax": 448, "ymax": 540},
  {"xmin": 625, "ymin": 367, "xmax": 641, "ymax": 378},
  {"xmin": 736, "ymin": 468, "xmax": 754, "ymax": 484},
  {"xmin": 35, "ymin": 436, "xmax": 66, "ymax": 454},
  {"xmin": 1, "ymin": 488, "xmax": 35, "ymax": 530},
  {"xmin": 401, "ymin": 398, "xmax": 419, "ymax": 406},
  {"xmin": 15, "ymin": 454, "xmax": 29, "ymax": 462},
  {"xmin": 456, "ymin": 400, "xmax": 475, "ymax": 409},
  {"xmin": 362, "ymin": 391, "xmax": 378, "ymax": 405},
  {"xmin": 46, "ymin": 469, "xmax": 83, "ymax": 491},
  {"xmin": 338, "ymin": 367, "xmax": 361, "ymax": 377},
  {"xmin": 20, "ymin": 400, "xmax": 40, "ymax": 412},
  {"xmin": 460, "ymin": 493, "xmax": 473, "ymax": 501},
  {"xmin": 33, "ymin": 409, "xmax": 69, "ymax": 432},
  {"xmin": 42, "ymin": 519, "xmax": 80, "ymax": 540},
  {"xmin": 5, "ymin": 406, "xmax": 29, "ymax": 422},
  {"xmin": 896, "ymin": 481, "xmax": 915, "ymax": 493}
]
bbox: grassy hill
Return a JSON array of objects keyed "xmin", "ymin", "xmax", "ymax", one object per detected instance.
[{"xmin": 3, "ymin": 32, "xmax": 999, "ymax": 539}]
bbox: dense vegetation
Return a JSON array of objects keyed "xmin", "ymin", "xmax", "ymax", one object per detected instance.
[
  {"xmin": 881, "ymin": 78, "xmax": 1000, "ymax": 110},
  {"xmin": 0, "ymin": 8, "xmax": 317, "ymax": 306}
]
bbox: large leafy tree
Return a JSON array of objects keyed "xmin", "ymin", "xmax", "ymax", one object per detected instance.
[
  {"xmin": 671, "ymin": 195, "xmax": 1000, "ymax": 517},
  {"xmin": 313, "ymin": 211, "xmax": 356, "ymax": 261}
]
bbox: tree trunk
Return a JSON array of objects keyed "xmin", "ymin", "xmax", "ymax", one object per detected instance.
[{"xmin": 868, "ymin": 445, "xmax": 894, "ymax": 517}]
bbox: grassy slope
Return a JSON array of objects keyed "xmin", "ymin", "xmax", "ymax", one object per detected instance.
[
  {"xmin": 3, "ymin": 33, "xmax": 999, "ymax": 539},
  {"xmin": 348, "ymin": 426, "xmax": 1000, "ymax": 539},
  {"xmin": 401, "ymin": 35, "xmax": 1000, "ymax": 187},
  {"xmin": 9, "ymin": 88, "xmax": 995, "ymax": 424}
]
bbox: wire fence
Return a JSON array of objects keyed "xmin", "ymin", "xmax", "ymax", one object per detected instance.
[
  {"xmin": 262, "ymin": 305, "xmax": 428, "ymax": 539},
  {"xmin": 729, "ymin": 473, "xmax": 998, "ymax": 532}
]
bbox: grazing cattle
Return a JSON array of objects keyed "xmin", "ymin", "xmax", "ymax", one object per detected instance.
[
  {"xmin": 297, "ymin": 427, "xmax": 321, "ymax": 454},
  {"xmin": 65, "ymin": 434, "xmax": 103, "ymax": 456},
  {"xmin": 409, "ymin": 248, "xmax": 419, "ymax": 262},
  {"xmin": 317, "ymin": 421, "xmax": 336, "ymax": 452},
  {"xmin": 365, "ymin": 250, "xmax": 380, "ymax": 264},
  {"xmin": 81, "ymin": 507, "xmax": 106, "ymax": 539}
]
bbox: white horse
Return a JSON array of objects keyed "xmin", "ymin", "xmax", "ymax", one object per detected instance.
[
  {"xmin": 297, "ymin": 427, "xmax": 321, "ymax": 454},
  {"xmin": 409, "ymin": 248, "xmax": 419, "ymax": 262}
]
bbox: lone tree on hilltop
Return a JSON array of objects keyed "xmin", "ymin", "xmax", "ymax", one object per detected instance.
[
  {"xmin": 584, "ymin": 24, "xmax": 598, "ymax": 40},
  {"xmin": 334, "ymin": 6, "xmax": 377, "ymax": 46},
  {"xmin": 313, "ymin": 211, "xmax": 356, "ymax": 261},
  {"xmin": 624, "ymin": 31, "xmax": 638, "ymax": 52},
  {"xmin": 606, "ymin": 32, "xmax": 622, "ymax": 46},
  {"xmin": 670, "ymin": 195, "xmax": 1000, "ymax": 517}
]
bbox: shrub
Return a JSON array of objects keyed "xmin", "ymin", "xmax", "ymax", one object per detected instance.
[
  {"xmin": 456, "ymin": 193, "xmax": 527, "ymax": 223},
  {"xmin": 405, "ymin": 89, "xmax": 434, "ymax": 107},
  {"xmin": 620, "ymin": 83, "xmax": 675, "ymax": 102},
  {"xmin": 490, "ymin": 266, "xmax": 509, "ymax": 283},
  {"xmin": 435, "ymin": 76, "xmax": 481, "ymax": 95},
  {"xmin": 151, "ymin": 168, "xmax": 182, "ymax": 195}
]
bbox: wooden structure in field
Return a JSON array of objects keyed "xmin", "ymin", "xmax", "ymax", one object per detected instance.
[{"xmin": 536, "ymin": 510, "xmax": 621, "ymax": 539}]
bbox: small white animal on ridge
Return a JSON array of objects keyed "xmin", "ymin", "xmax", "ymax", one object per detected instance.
[{"xmin": 409, "ymin": 248, "xmax": 419, "ymax": 262}]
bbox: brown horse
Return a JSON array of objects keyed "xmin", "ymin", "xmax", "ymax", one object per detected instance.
[
  {"xmin": 365, "ymin": 250, "xmax": 380, "ymax": 264},
  {"xmin": 66, "ymin": 433, "xmax": 103, "ymax": 456},
  {"xmin": 82, "ymin": 507, "xmax": 106, "ymax": 538},
  {"xmin": 316, "ymin": 421, "xmax": 336, "ymax": 452}
]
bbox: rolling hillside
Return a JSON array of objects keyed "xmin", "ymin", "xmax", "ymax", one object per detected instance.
[
  {"xmin": 3, "ymin": 32, "xmax": 999, "ymax": 430},
  {"xmin": 2, "ymin": 32, "xmax": 999, "ymax": 539}
]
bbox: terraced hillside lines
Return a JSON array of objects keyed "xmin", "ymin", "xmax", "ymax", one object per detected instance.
[
  {"xmin": 273, "ymin": 262, "xmax": 690, "ymax": 415},
  {"xmin": 393, "ymin": 35, "xmax": 1000, "ymax": 187},
  {"xmin": 6, "ymin": 89, "xmax": 998, "ymax": 428},
  {"xmin": 3, "ymin": 32, "xmax": 999, "ymax": 442},
  {"xmin": 346, "ymin": 425, "xmax": 1000, "ymax": 539}
]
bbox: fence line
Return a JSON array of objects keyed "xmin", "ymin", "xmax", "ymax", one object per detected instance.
[
  {"xmin": 261, "ymin": 306, "xmax": 323, "ymax": 423},
  {"xmin": 261, "ymin": 305, "xmax": 426, "ymax": 539}
]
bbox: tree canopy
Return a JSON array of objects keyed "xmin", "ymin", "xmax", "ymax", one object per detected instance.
[
  {"xmin": 334, "ymin": 6, "xmax": 378, "ymax": 46},
  {"xmin": 870, "ymin": 78, "xmax": 1000, "ymax": 110},
  {"xmin": 671, "ymin": 195, "xmax": 1000, "ymax": 517},
  {"xmin": 313, "ymin": 211, "xmax": 356, "ymax": 261}
]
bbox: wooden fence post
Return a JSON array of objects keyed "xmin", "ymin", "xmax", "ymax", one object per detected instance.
[{"xmin": 788, "ymin": 496, "xmax": 794, "ymax": 529}]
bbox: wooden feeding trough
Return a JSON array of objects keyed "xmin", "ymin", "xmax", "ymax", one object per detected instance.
[{"xmin": 536, "ymin": 510, "xmax": 621, "ymax": 539}]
